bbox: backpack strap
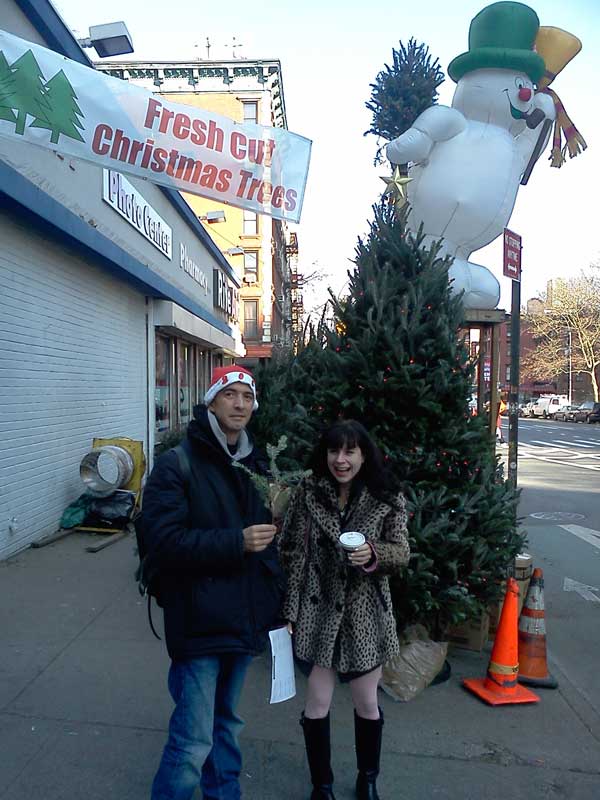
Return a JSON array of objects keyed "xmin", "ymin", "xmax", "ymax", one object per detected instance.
[
  {"xmin": 173, "ymin": 443, "xmax": 192, "ymax": 491},
  {"xmin": 147, "ymin": 594, "xmax": 161, "ymax": 641},
  {"xmin": 146, "ymin": 442, "xmax": 193, "ymax": 642}
]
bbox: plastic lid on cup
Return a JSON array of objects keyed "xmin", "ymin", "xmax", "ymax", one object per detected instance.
[{"xmin": 339, "ymin": 531, "xmax": 366, "ymax": 550}]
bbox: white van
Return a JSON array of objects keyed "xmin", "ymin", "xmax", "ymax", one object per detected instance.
[{"xmin": 531, "ymin": 395, "xmax": 569, "ymax": 419}]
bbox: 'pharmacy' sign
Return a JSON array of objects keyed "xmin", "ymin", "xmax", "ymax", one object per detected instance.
[{"xmin": 0, "ymin": 30, "xmax": 312, "ymax": 223}]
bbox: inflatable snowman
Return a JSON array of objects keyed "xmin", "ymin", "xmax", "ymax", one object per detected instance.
[{"xmin": 387, "ymin": 2, "xmax": 558, "ymax": 309}]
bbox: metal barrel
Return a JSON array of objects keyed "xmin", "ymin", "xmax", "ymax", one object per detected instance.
[{"xmin": 79, "ymin": 445, "xmax": 134, "ymax": 497}]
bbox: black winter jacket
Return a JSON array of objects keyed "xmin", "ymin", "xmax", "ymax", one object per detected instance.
[{"xmin": 141, "ymin": 406, "xmax": 285, "ymax": 660}]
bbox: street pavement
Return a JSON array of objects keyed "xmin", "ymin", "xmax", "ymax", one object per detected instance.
[
  {"xmin": 1, "ymin": 526, "xmax": 600, "ymax": 799},
  {"xmin": 502, "ymin": 416, "xmax": 600, "ymax": 729},
  {"xmin": 514, "ymin": 416, "xmax": 600, "ymax": 479}
]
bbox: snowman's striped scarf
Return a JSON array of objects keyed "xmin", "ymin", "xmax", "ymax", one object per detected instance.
[{"xmin": 540, "ymin": 88, "xmax": 587, "ymax": 168}]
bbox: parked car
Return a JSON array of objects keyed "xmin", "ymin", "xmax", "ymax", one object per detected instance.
[
  {"xmin": 553, "ymin": 405, "xmax": 579, "ymax": 422},
  {"xmin": 522, "ymin": 401, "xmax": 536, "ymax": 417},
  {"xmin": 571, "ymin": 401, "xmax": 600, "ymax": 424},
  {"xmin": 549, "ymin": 400, "xmax": 574, "ymax": 420},
  {"xmin": 531, "ymin": 395, "xmax": 569, "ymax": 419}
]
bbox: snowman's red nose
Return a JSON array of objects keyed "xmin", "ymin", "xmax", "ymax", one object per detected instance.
[{"xmin": 518, "ymin": 87, "xmax": 532, "ymax": 101}]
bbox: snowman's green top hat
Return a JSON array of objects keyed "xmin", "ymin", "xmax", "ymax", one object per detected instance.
[{"xmin": 448, "ymin": 1, "xmax": 545, "ymax": 84}]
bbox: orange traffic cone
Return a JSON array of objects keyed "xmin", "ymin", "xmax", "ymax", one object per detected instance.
[
  {"xmin": 463, "ymin": 578, "xmax": 540, "ymax": 705},
  {"xmin": 518, "ymin": 568, "xmax": 558, "ymax": 689}
]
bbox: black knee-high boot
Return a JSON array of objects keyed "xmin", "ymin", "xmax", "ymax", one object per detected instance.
[
  {"xmin": 300, "ymin": 712, "xmax": 336, "ymax": 800},
  {"xmin": 354, "ymin": 707, "xmax": 384, "ymax": 800}
]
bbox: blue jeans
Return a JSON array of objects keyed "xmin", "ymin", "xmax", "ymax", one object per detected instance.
[{"xmin": 151, "ymin": 654, "xmax": 253, "ymax": 800}]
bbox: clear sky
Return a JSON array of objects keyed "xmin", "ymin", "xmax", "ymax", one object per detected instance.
[{"xmin": 54, "ymin": 0, "xmax": 599, "ymax": 312}]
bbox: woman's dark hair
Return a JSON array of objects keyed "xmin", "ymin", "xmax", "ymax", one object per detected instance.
[{"xmin": 307, "ymin": 419, "xmax": 392, "ymax": 499}]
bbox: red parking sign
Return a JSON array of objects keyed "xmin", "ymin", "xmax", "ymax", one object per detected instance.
[{"xmin": 503, "ymin": 229, "xmax": 522, "ymax": 280}]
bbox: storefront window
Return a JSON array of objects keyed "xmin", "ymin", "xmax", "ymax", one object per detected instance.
[
  {"xmin": 155, "ymin": 334, "xmax": 171, "ymax": 436},
  {"xmin": 197, "ymin": 349, "xmax": 210, "ymax": 398},
  {"xmin": 178, "ymin": 342, "xmax": 193, "ymax": 426}
]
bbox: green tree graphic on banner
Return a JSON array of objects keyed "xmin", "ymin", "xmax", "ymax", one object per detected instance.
[
  {"xmin": 0, "ymin": 51, "xmax": 17, "ymax": 123},
  {"xmin": 30, "ymin": 69, "xmax": 85, "ymax": 144},
  {"xmin": 0, "ymin": 49, "xmax": 51, "ymax": 135}
]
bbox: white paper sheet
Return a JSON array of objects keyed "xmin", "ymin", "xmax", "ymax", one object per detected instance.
[{"xmin": 268, "ymin": 627, "xmax": 296, "ymax": 703}]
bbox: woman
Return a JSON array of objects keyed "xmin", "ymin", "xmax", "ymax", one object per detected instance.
[{"xmin": 278, "ymin": 420, "xmax": 410, "ymax": 800}]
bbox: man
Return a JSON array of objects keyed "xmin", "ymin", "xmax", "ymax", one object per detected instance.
[{"xmin": 142, "ymin": 365, "xmax": 283, "ymax": 800}]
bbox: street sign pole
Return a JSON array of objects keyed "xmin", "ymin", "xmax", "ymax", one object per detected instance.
[
  {"xmin": 503, "ymin": 229, "xmax": 522, "ymax": 489},
  {"xmin": 508, "ymin": 278, "xmax": 521, "ymax": 489}
]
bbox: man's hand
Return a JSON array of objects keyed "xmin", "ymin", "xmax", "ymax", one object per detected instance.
[{"xmin": 243, "ymin": 524, "xmax": 277, "ymax": 553}]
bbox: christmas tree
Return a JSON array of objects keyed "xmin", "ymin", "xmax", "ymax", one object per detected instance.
[
  {"xmin": 0, "ymin": 52, "xmax": 17, "ymax": 124},
  {"xmin": 30, "ymin": 69, "xmax": 85, "ymax": 144},
  {"xmin": 364, "ymin": 38, "xmax": 444, "ymax": 164},
  {"xmin": 0, "ymin": 49, "xmax": 50, "ymax": 136},
  {"xmin": 252, "ymin": 38, "xmax": 524, "ymax": 638},
  {"xmin": 254, "ymin": 206, "xmax": 523, "ymax": 638},
  {"xmin": 253, "ymin": 330, "xmax": 329, "ymax": 472}
]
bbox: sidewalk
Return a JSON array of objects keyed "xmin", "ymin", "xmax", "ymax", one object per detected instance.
[{"xmin": 1, "ymin": 531, "xmax": 599, "ymax": 799}]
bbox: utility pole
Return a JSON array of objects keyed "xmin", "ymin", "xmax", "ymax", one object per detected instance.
[
  {"xmin": 508, "ymin": 279, "xmax": 521, "ymax": 489},
  {"xmin": 567, "ymin": 328, "xmax": 573, "ymax": 405},
  {"xmin": 206, "ymin": 37, "xmax": 211, "ymax": 59}
]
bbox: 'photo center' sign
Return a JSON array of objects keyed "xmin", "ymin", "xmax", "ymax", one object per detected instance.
[{"xmin": 103, "ymin": 169, "xmax": 172, "ymax": 259}]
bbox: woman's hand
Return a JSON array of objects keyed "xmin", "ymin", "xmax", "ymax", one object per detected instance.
[{"xmin": 347, "ymin": 543, "xmax": 373, "ymax": 567}]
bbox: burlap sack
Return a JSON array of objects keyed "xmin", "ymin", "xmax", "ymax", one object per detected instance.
[{"xmin": 380, "ymin": 625, "xmax": 448, "ymax": 702}]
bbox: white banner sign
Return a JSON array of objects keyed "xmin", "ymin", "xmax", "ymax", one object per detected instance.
[{"xmin": 0, "ymin": 30, "xmax": 312, "ymax": 223}]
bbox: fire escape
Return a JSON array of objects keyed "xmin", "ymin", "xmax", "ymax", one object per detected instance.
[{"xmin": 286, "ymin": 232, "xmax": 304, "ymax": 354}]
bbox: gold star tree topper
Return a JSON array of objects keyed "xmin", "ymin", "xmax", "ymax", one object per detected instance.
[{"xmin": 380, "ymin": 166, "xmax": 412, "ymax": 207}]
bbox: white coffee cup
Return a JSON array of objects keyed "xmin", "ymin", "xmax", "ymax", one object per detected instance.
[{"xmin": 339, "ymin": 531, "xmax": 366, "ymax": 551}]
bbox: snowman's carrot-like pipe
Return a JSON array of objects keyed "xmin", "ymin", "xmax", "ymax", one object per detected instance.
[
  {"xmin": 521, "ymin": 119, "xmax": 553, "ymax": 186},
  {"xmin": 525, "ymin": 108, "xmax": 545, "ymax": 130}
]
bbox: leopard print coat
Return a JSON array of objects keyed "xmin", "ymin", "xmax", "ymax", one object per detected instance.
[{"xmin": 278, "ymin": 475, "xmax": 410, "ymax": 674}]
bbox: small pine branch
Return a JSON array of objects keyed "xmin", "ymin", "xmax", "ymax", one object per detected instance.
[
  {"xmin": 232, "ymin": 461, "xmax": 271, "ymax": 506},
  {"xmin": 265, "ymin": 435, "xmax": 288, "ymax": 482},
  {"xmin": 233, "ymin": 436, "xmax": 311, "ymax": 517}
]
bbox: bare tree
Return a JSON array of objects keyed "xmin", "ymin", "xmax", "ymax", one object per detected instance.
[
  {"xmin": 523, "ymin": 268, "xmax": 600, "ymax": 401},
  {"xmin": 299, "ymin": 260, "xmax": 333, "ymax": 319}
]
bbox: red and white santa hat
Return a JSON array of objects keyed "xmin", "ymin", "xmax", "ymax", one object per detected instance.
[{"xmin": 204, "ymin": 366, "xmax": 258, "ymax": 410}]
